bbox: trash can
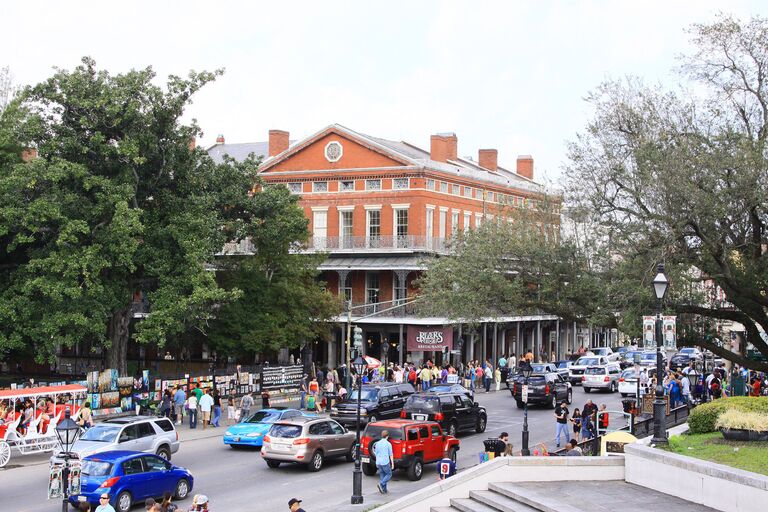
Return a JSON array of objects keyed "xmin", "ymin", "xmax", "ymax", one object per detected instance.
[{"xmin": 621, "ymin": 398, "xmax": 637, "ymax": 414}]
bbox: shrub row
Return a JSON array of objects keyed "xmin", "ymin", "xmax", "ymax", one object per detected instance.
[{"xmin": 688, "ymin": 397, "xmax": 768, "ymax": 434}]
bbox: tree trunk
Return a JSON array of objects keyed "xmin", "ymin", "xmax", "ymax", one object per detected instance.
[{"xmin": 107, "ymin": 307, "xmax": 131, "ymax": 375}]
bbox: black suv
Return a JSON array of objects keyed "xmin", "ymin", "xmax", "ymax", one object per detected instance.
[
  {"xmin": 508, "ymin": 371, "xmax": 572, "ymax": 409},
  {"xmin": 330, "ymin": 382, "xmax": 415, "ymax": 427},
  {"xmin": 400, "ymin": 392, "xmax": 487, "ymax": 437}
]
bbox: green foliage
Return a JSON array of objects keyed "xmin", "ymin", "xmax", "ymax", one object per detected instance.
[
  {"xmin": 688, "ymin": 397, "xmax": 768, "ymax": 434},
  {"xmin": 667, "ymin": 432, "xmax": 768, "ymax": 476}
]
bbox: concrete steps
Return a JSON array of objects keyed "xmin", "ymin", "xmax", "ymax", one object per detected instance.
[{"xmin": 428, "ymin": 485, "xmax": 547, "ymax": 512}]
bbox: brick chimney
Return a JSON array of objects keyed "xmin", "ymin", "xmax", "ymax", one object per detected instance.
[
  {"xmin": 516, "ymin": 155, "xmax": 534, "ymax": 180},
  {"xmin": 21, "ymin": 148, "xmax": 38, "ymax": 162},
  {"xmin": 215, "ymin": 134, "xmax": 225, "ymax": 145},
  {"xmin": 478, "ymin": 149, "xmax": 498, "ymax": 171},
  {"xmin": 430, "ymin": 132, "xmax": 457, "ymax": 163},
  {"xmin": 269, "ymin": 129, "xmax": 290, "ymax": 156}
]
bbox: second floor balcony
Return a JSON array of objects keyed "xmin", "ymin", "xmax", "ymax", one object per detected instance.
[{"xmin": 305, "ymin": 235, "xmax": 451, "ymax": 254}]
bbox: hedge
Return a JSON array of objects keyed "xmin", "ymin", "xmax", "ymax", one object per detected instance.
[{"xmin": 688, "ymin": 397, "xmax": 768, "ymax": 434}]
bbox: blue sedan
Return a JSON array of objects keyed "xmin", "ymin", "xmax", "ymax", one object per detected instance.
[
  {"xmin": 69, "ymin": 451, "xmax": 193, "ymax": 512},
  {"xmin": 223, "ymin": 408, "xmax": 307, "ymax": 448}
]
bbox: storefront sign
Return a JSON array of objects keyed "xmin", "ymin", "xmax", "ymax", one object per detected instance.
[{"xmin": 407, "ymin": 326, "xmax": 453, "ymax": 351}]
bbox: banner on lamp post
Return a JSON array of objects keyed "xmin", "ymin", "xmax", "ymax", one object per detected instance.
[
  {"xmin": 407, "ymin": 325, "xmax": 453, "ymax": 351},
  {"xmin": 663, "ymin": 316, "xmax": 677, "ymax": 350},
  {"xmin": 643, "ymin": 316, "xmax": 656, "ymax": 348}
]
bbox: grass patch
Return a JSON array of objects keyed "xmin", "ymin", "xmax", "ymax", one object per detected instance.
[{"xmin": 665, "ymin": 432, "xmax": 768, "ymax": 476}]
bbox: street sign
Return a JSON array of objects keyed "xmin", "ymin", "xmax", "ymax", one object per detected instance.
[{"xmin": 521, "ymin": 385, "xmax": 529, "ymax": 404}]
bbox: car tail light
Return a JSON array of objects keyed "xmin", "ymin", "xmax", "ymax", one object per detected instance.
[
  {"xmin": 581, "ymin": 376, "xmax": 586, "ymax": 382},
  {"xmin": 435, "ymin": 413, "xmax": 444, "ymax": 421},
  {"xmin": 512, "ymin": 383, "xmax": 517, "ymax": 394},
  {"xmin": 604, "ymin": 376, "xmax": 610, "ymax": 382},
  {"xmin": 98, "ymin": 476, "xmax": 121, "ymax": 489},
  {"xmin": 619, "ymin": 378, "xmax": 624, "ymax": 382},
  {"xmin": 403, "ymin": 445, "xmax": 406, "ymax": 454},
  {"xmin": 544, "ymin": 384, "xmax": 550, "ymax": 395},
  {"xmin": 263, "ymin": 435, "xmax": 271, "ymax": 443},
  {"xmin": 293, "ymin": 438, "xmax": 310, "ymax": 445},
  {"xmin": 400, "ymin": 410, "xmax": 406, "ymax": 418}
]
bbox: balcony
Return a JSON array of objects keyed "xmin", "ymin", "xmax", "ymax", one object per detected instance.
[
  {"xmin": 342, "ymin": 300, "xmax": 417, "ymax": 319},
  {"xmin": 304, "ymin": 235, "xmax": 451, "ymax": 254}
]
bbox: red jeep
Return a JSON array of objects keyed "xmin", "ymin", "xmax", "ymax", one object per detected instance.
[{"xmin": 359, "ymin": 419, "xmax": 460, "ymax": 481}]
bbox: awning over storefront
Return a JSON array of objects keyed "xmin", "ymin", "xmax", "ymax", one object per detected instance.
[
  {"xmin": 319, "ymin": 255, "xmax": 428, "ymax": 271},
  {"xmin": 330, "ymin": 314, "xmax": 560, "ymax": 325}
]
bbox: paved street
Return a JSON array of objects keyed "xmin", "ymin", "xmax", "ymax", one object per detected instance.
[{"xmin": 0, "ymin": 385, "xmax": 626, "ymax": 512}]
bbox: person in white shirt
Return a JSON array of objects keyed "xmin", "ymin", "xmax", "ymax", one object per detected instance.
[
  {"xmin": 187, "ymin": 393, "xmax": 199, "ymax": 429},
  {"xmin": 198, "ymin": 389, "xmax": 214, "ymax": 429}
]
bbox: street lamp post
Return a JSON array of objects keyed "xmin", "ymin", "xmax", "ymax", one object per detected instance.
[
  {"xmin": 55, "ymin": 408, "xmax": 82, "ymax": 512},
  {"xmin": 520, "ymin": 361, "xmax": 533, "ymax": 456},
  {"xmin": 651, "ymin": 264, "xmax": 669, "ymax": 445},
  {"xmin": 351, "ymin": 355, "xmax": 367, "ymax": 505},
  {"xmin": 686, "ymin": 369, "xmax": 699, "ymax": 405}
]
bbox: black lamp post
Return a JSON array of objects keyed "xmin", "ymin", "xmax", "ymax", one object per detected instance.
[
  {"xmin": 686, "ymin": 369, "xmax": 699, "ymax": 405},
  {"xmin": 351, "ymin": 355, "xmax": 367, "ymax": 505},
  {"xmin": 55, "ymin": 408, "xmax": 82, "ymax": 512},
  {"xmin": 651, "ymin": 264, "xmax": 669, "ymax": 445},
  {"xmin": 520, "ymin": 361, "xmax": 533, "ymax": 456}
]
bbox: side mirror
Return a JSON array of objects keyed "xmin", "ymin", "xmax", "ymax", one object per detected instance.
[{"xmin": 473, "ymin": 402, "xmax": 479, "ymax": 407}]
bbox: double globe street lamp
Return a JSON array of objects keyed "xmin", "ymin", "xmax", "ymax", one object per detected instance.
[
  {"xmin": 350, "ymin": 355, "xmax": 367, "ymax": 505},
  {"xmin": 651, "ymin": 264, "xmax": 670, "ymax": 445}
]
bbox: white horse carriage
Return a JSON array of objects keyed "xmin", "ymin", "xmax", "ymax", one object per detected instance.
[{"xmin": 0, "ymin": 384, "xmax": 87, "ymax": 468}]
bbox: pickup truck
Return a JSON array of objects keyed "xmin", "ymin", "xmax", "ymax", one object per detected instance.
[{"xmin": 359, "ymin": 419, "xmax": 460, "ymax": 481}]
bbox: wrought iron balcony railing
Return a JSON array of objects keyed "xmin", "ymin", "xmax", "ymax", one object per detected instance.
[{"xmin": 304, "ymin": 235, "xmax": 451, "ymax": 254}]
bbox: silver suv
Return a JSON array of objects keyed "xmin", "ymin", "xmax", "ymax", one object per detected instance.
[
  {"xmin": 582, "ymin": 364, "xmax": 622, "ymax": 393},
  {"xmin": 261, "ymin": 417, "xmax": 356, "ymax": 472},
  {"xmin": 54, "ymin": 416, "xmax": 180, "ymax": 463}
]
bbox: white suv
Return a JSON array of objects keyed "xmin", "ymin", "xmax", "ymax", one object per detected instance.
[
  {"xmin": 568, "ymin": 355, "xmax": 610, "ymax": 385},
  {"xmin": 582, "ymin": 364, "xmax": 622, "ymax": 393}
]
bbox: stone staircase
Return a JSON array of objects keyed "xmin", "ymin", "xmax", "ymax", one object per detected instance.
[{"xmin": 431, "ymin": 480, "xmax": 718, "ymax": 512}]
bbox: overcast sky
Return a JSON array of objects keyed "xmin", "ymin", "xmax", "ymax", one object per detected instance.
[{"xmin": 3, "ymin": 1, "xmax": 767, "ymax": 185}]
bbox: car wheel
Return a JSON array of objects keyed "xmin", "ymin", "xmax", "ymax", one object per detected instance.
[
  {"xmin": 610, "ymin": 382, "xmax": 618, "ymax": 393},
  {"xmin": 621, "ymin": 393, "xmax": 628, "ymax": 398},
  {"xmin": 362, "ymin": 462, "xmax": 377, "ymax": 476},
  {"xmin": 448, "ymin": 420, "xmax": 458, "ymax": 437},
  {"xmin": 475, "ymin": 415, "xmax": 487, "ymax": 433},
  {"xmin": 367, "ymin": 414, "xmax": 378, "ymax": 424},
  {"xmin": 516, "ymin": 400, "xmax": 524, "ymax": 409},
  {"xmin": 265, "ymin": 459, "xmax": 281, "ymax": 468},
  {"xmin": 0, "ymin": 441, "xmax": 10, "ymax": 468},
  {"xmin": 406, "ymin": 457, "xmax": 423, "ymax": 481},
  {"xmin": 549, "ymin": 394, "xmax": 557, "ymax": 409},
  {"xmin": 174, "ymin": 478, "xmax": 190, "ymax": 500},
  {"xmin": 156, "ymin": 446, "xmax": 171, "ymax": 461},
  {"xmin": 116, "ymin": 491, "xmax": 132, "ymax": 512},
  {"xmin": 308, "ymin": 450, "xmax": 324, "ymax": 472},
  {"xmin": 584, "ymin": 387, "xmax": 592, "ymax": 393},
  {"xmin": 567, "ymin": 390, "xmax": 573, "ymax": 405},
  {"xmin": 346, "ymin": 443, "xmax": 357, "ymax": 462}
]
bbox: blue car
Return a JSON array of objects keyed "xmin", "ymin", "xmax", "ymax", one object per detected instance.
[
  {"xmin": 223, "ymin": 408, "xmax": 307, "ymax": 448},
  {"xmin": 69, "ymin": 451, "xmax": 193, "ymax": 512}
]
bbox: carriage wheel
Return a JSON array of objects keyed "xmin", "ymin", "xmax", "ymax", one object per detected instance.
[{"xmin": 0, "ymin": 441, "xmax": 11, "ymax": 468}]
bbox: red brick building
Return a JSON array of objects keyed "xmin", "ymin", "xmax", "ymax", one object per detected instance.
[{"xmin": 209, "ymin": 124, "xmax": 573, "ymax": 367}]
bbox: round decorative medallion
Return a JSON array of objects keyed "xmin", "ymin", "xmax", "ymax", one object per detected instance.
[{"xmin": 324, "ymin": 141, "xmax": 343, "ymax": 162}]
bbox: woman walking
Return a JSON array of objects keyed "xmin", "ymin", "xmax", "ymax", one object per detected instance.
[{"xmin": 570, "ymin": 408, "xmax": 582, "ymax": 442}]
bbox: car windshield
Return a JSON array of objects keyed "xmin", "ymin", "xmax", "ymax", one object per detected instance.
[
  {"xmin": 363, "ymin": 425, "xmax": 404, "ymax": 440},
  {"xmin": 429, "ymin": 386, "xmax": 454, "ymax": 393},
  {"xmin": 621, "ymin": 369, "xmax": 637, "ymax": 379},
  {"xmin": 531, "ymin": 364, "xmax": 550, "ymax": 373},
  {"xmin": 79, "ymin": 425, "xmax": 121, "ymax": 443},
  {"xmin": 405, "ymin": 395, "xmax": 440, "ymax": 411},
  {"xmin": 81, "ymin": 460, "xmax": 113, "ymax": 476},
  {"xmin": 680, "ymin": 348, "xmax": 695, "ymax": 354},
  {"xmin": 268, "ymin": 424, "xmax": 303, "ymax": 438},
  {"xmin": 556, "ymin": 362, "xmax": 569, "ymax": 368},
  {"xmin": 585, "ymin": 367, "xmax": 606, "ymax": 375},
  {"xmin": 577, "ymin": 357, "xmax": 600, "ymax": 366},
  {"xmin": 640, "ymin": 353, "xmax": 656, "ymax": 361},
  {"xmin": 246, "ymin": 411, "xmax": 280, "ymax": 424},
  {"xmin": 348, "ymin": 388, "xmax": 379, "ymax": 401},
  {"xmin": 617, "ymin": 347, "xmax": 630, "ymax": 353}
]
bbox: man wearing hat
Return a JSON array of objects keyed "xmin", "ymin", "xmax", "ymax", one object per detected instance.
[{"xmin": 288, "ymin": 498, "xmax": 306, "ymax": 512}]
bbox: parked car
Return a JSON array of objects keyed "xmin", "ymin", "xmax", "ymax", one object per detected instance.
[
  {"xmin": 635, "ymin": 351, "xmax": 667, "ymax": 368},
  {"xmin": 68, "ymin": 451, "xmax": 193, "ymax": 512},
  {"xmin": 426, "ymin": 383, "xmax": 474, "ymax": 399},
  {"xmin": 55, "ymin": 416, "xmax": 179, "ymax": 464},
  {"xmin": 261, "ymin": 417, "xmax": 356, "ymax": 471},
  {"xmin": 400, "ymin": 392, "xmax": 486, "ymax": 436},
  {"xmin": 330, "ymin": 382, "xmax": 415, "ymax": 427},
  {"xmin": 223, "ymin": 408, "xmax": 307, "ymax": 448},
  {"xmin": 619, "ymin": 350, "xmax": 644, "ymax": 369},
  {"xmin": 553, "ymin": 361, "xmax": 573, "ymax": 380},
  {"xmin": 360, "ymin": 419, "xmax": 460, "ymax": 481},
  {"xmin": 509, "ymin": 371, "xmax": 572, "ymax": 408},
  {"xmin": 592, "ymin": 347, "xmax": 620, "ymax": 362},
  {"xmin": 568, "ymin": 355, "xmax": 610, "ymax": 384},
  {"xmin": 670, "ymin": 348, "xmax": 704, "ymax": 370},
  {"xmin": 618, "ymin": 368, "xmax": 640, "ymax": 397},
  {"xmin": 582, "ymin": 364, "xmax": 622, "ymax": 393}
]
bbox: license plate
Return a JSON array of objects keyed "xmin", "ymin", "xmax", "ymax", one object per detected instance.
[
  {"xmin": 273, "ymin": 444, "xmax": 290, "ymax": 451},
  {"xmin": 234, "ymin": 437, "xmax": 241, "ymax": 442},
  {"xmin": 361, "ymin": 456, "xmax": 370, "ymax": 463},
  {"xmin": 413, "ymin": 414, "xmax": 427, "ymax": 421},
  {"xmin": 78, "ymin": 496, "xmax": 87, "ymax": 503}
]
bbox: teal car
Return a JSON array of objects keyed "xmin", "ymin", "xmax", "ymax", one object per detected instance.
[{"xmin": 223, "ymin": 409, "xmax": 306, "ymax": 448}]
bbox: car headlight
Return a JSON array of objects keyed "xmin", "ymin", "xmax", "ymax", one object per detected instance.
[
  {"xmin": 246, "ymin": 432, "xmax": 263, "ymax": 438},
  {"xmin": 331, "ymin": 407, "xmax": 338, "ymax": 412},
  {"xmin": 225, "ymin": 430, "xmax": 234, "ymax": 436}
]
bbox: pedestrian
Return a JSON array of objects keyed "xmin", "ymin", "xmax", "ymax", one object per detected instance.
[
  {"xmin": 261, "ymin": 389, "xmax": 271, "ymax": 409},
  {"xmin": 226, "ymin": 392, "xmax": 236, "ymax": 425},
  {"xmin": 419, "ymin": 365, "xmax": 432, "ymax": 391},
  {"xmin": 554, "ymin": 400, "xmax": 569, "ymax": 448},
  {"xmin": 681, "ymin": 372, "xmax": 691, "ymax": 405},
  {"xmin": 437, "ymin": 454, "xmax": 457, "ymax": 480},
  {"xmin": 299, "ymin": 374, "xmax": 308, "ymax": 410},
  {"xmin": 78, "ymin": 503, "xmax": 92, "ymax": 512},
  {"xmin": 489, "ymin": 432, "xmax": 509, "ymax": 457},
  {"xmin": 95, "ymin": 494, "xmax": 116, "ymax": 512},
  {"xmin": 161, "ymin": 491, "xmax": 177, "ymax": 512},
  {"xmin": 494, "ymin": 366, "xmax": 501, "ymax": 392},
  {"xmin": 581, "ymin": 400, "xmax": 597, "ymax": 439},
  {"xmin": 240, "ymin": 392, "xmax": 254, "ymax": 421},
  {"xmin": 288, "ymin": 498, "xmax": 306, "ymax": 512},
  {"xmin": 173, "ymin": 387, "xmax": 186, "ymax": 426},
  {"xmin": 192, "ymin": 384, "xmax": 203, "ymax": 402},
  {"xmin": 186, "ymin": 392, "xmax": 198, "ymax": 429},
  {"xmin": 598, "ymin": 403, "xmax": 609, "ymax": 433},
  {"xmin": 199, "ymin": 389, "xmax": 213, "ymax": 429},
  {"xmin": 211, "ymin": 390, "xmax": 221, "ymax": 427},
  {"xmin": 484, "ymin": 364, "xmax": 493, "ymax": 392},
  {"xmin": 189, "ymin": 494, "xmax": 209, "ymax": 511},
  {"xmin": 316, "ymin": 367, "xmax": 325, "ymax": 387},
  {"xmin": 308, "ymin": 377, "xmax": 320, "ymax": 411},
  {"xmin": 160, "ymin": 390, "xmax": 172, "ymax": 418},
  {"xmin": 373, "ymin": 430, "xmax": 394, "ymax": 494},
  {"xmin": 570, "ymin": 408, "xmax": 582, "ymax": 442},
  {"xmin": 145, "ymin": 498, "xmax": 156, "ymax": 511},
  {"xmin": 564, "ymin": 440, "xmax": 582, "ymax": 456}
]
